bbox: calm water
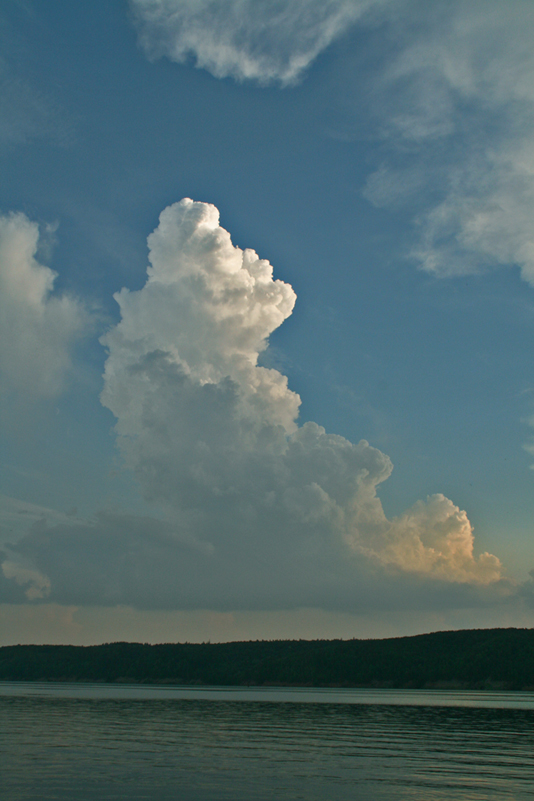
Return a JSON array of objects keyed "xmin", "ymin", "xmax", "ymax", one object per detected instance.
[{"xmin": 1, "ymin": 683, "xmax": 533, "ymax": 801}]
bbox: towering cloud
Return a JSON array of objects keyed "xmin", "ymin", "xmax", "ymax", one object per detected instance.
[
  {"xmin": 2, "ymin": 199, "xmax": 504, "ymax": 608},
  {"xmin": 0, "ymin": 212, "xmax": 87, "ymax": 397},
  {"xmin": 96, "ymin": 199, "xmax": 501, "ymax": 601}
]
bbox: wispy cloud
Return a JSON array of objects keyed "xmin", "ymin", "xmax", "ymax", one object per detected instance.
[
  {"xmin": 129, "ymin": 0, "xmax": 386, "ymax": 85},
  {"xmin": 362, "ymin": 1, "xmax": 534, "ymax": 284},
  {"xmin": 130, "ymin": 1, "xmax": 534, "ymax": 285},
  {"xmin": 0, "ymin": 55, "xmax": 73, "ymax": 148}
]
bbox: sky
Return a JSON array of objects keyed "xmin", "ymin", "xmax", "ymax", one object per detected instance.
[{"xmin": 2, "ymin": 0, "xmax": 534, "ymax": 645}]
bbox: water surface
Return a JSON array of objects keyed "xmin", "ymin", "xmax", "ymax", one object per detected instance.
[
  {"xmin": 2, "ymin": 681, "xmax": 534, "ymax": 708},
  {"xmin": 1, "ymin": 683, "xmax": 533, "ymax": 800}
]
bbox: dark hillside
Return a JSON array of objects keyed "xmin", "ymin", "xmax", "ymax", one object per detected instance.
[{"xmin": 1, "ymin": 628, "xmax": 534, "ymax": 690}]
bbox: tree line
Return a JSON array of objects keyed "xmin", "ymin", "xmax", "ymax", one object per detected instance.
[{"xmin": 1, "ymin": 628, "xmax": 533, "ymax": 690}]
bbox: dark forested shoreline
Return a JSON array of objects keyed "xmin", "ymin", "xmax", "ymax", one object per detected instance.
[{"xmin": 1, "ymin": 628, "xmax": 534, "ymax": 690}]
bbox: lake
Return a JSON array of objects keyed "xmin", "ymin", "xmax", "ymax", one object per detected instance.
[{"xmin": 1, "ymin": 682, "xmax": 533, "ymax": 800}]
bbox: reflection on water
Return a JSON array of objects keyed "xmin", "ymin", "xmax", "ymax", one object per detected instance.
[
  {"xmin": 3, "ymin": 682, "xmax": 534, "ymax": 708},
  {"xmin": 1, "ymin": 684, "xmax": 533, "ymax": 800}
]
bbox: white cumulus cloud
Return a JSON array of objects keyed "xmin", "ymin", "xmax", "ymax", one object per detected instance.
[
  {"xmin": 0, "ymin": 212, "xmax": 88, "ymax": 397},
  {"xmin": 1, "ymin": 200, "xmax": 504, "ymax": 609},
  {"xmin": 96, "ymin": 199, "xmax": 502, "ymax": 605}
]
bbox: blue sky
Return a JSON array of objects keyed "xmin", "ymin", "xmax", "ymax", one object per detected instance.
[{"xmin": 2, "ymin": 0, "xmax": 534, "ymax": 644}]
